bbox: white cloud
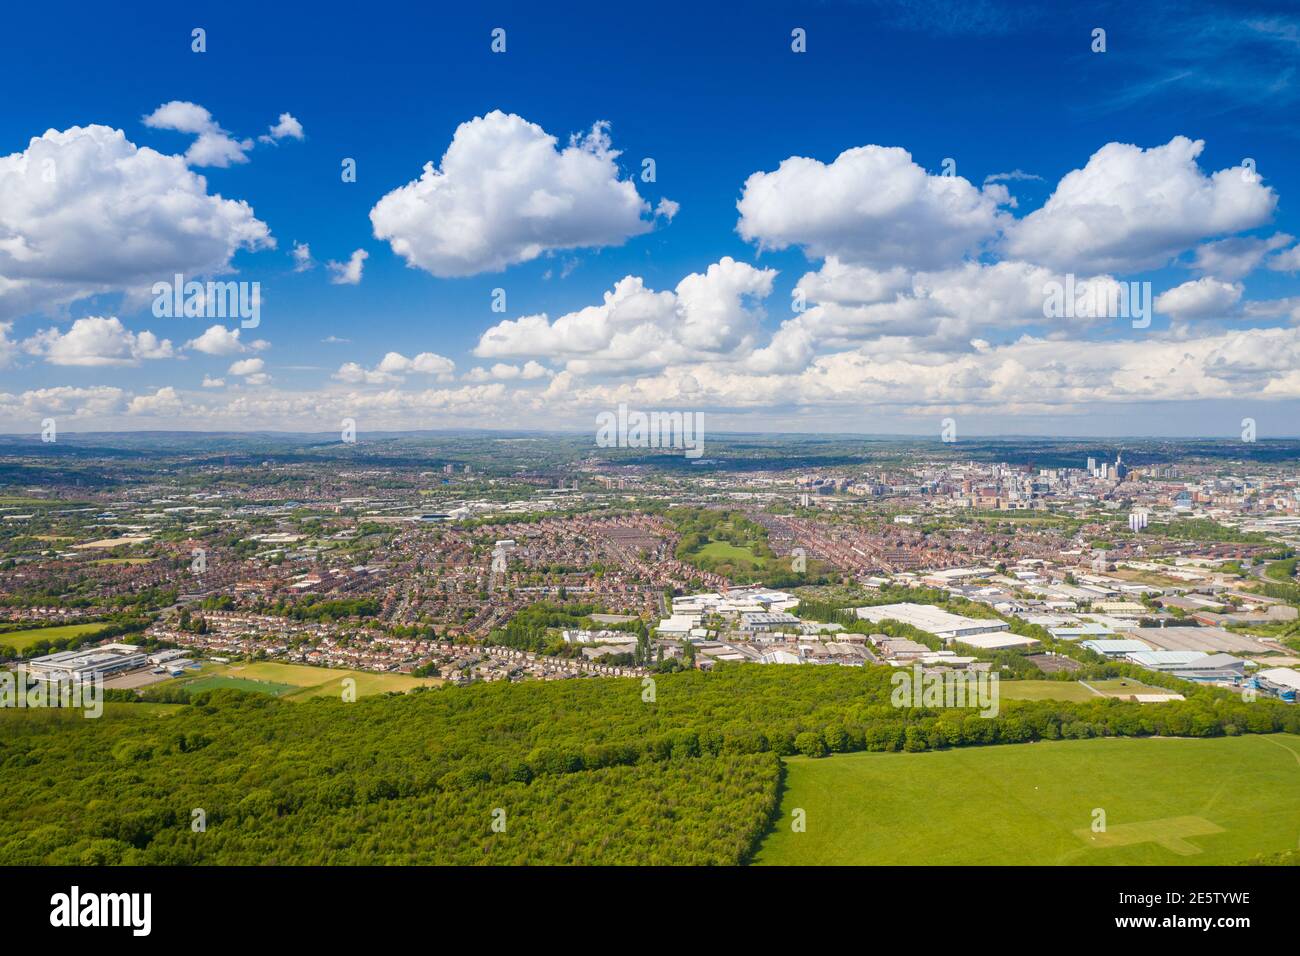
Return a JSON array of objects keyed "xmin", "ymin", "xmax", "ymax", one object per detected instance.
[
  {"xmin": 1267, "ymin": 243, "xmax": 1300, "ymax": 274},
  {"xmin": 475, "ymin": 257, "xmax": 776, "ymax": 374},
  {"xmin": 23, "ymin": 316, "xmax": 174, "ymax": 366},
  {"xmin": 767, "ymin": 258, "xmax": 1118, "ymax": 361},
  {"xmin": 127, "ymin": 386, "xmax": 184, "ymax": 415},
  {"xmin": 228, "ymin": 357, "xmax": 269, "ymax": 385},
  {"xmin": 0, "ymin": 321, "xmax": 15, "ymax": 368},
  {"xmin": 1243, "ymin": 296, "xmax": 1300, "ymax": 324},
  {"xmin": 291, "ymin": 241, "xmax": 314, "ymax": 272},
  {"xmin": 184, "ymin": 324, "xmax": 267, "ymax": 356},
  {"xmin": 1191, "ymin": 233, "xmax": 1292, "ymax": 280},
  {"xmin": 736, "ymin": 145, "xmax": 1010, "ymax": 270},
  {"xmin": 370, "ymin": 111, "xmax": 667, "ymax": 277},
  {"xmin": 0, "ymin": 124, "xmax": 272, "ymax": 318},
  {"xmin": 259, "ymin": 112, "xmax": 305, "ymax": 144},
  {"xmin": 335, "ymin": 351, "xmax": 455, "ymax": 385},
  {"xmin": 1155, "ymin": 277, "xmax": 1244, "ymax": 321},
  {"xmin": 327, "ymin": 249, "xmax": 368, "ymax": 285},
  {"xmin": 529, "ymin": 325, "xmax": 1300, "ymax": 416},
  {"xmin": 0, "ymin": 385, "xmax": 126, "ymax": 420},
  {"xmin": 201, "ymin": 375, "xmax": 225, "ymax": 388},
  {"xmin": 464, "ymin": 360, "xmax": 553, "ymax": 382},
  {"xmin": 142, "ymin": 101, "xmax": 253, "ymax": 168},
  {"xmin": 1004, "ymin": 137, "xmax": 1276, "ymax": 273},
  {"xmin": 984, "ymin": 169, "xmax": 1043, "ymax": 184}
]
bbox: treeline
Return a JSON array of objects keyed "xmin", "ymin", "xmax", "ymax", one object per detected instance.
[
  {"xmin": 262, "ymin": 597, "xmax": 380, "ymax": 622},
  {"xmin": 2, "ymin": 663, "xmax": 1297, "ymax": 865}
]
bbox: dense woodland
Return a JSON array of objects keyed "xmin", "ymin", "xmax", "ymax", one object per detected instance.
[{"xmin": 3, "ymin": 662, "xmax": 1298, "ymax": 865}]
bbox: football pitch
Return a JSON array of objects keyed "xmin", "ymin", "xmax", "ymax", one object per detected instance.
[{"xmin": 753, "ymin": 735, "xmax": 1300, "ymax": 865}]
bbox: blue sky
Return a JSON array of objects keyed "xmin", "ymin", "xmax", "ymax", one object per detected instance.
[{"xmin": 3, "ymin": 0, "xmax": 1300, "ymax": 435}]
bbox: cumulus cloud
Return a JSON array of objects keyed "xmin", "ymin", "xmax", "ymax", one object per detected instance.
[
  {"xmin": 184, "ymin": 324, "xmax": 267, "ymax": 356},
  {"xmin": 142, "ymin": 101, "xmax": 253, "ymax": 168},
  {"xmin": 764, "ymin": 258, "xmax": 1119, "ymax": 362},
  {"xmin": 370, "ymin": 111, "xmax": 667, "ymax": 277},
  {"xmin": 0, "ymin": 321, "xmax": 16, "ymax": 368},
  {"xmin": 736, "ymin": 145, "xmax": 1010, "ymax": 270},
  {"xmin": 464, "ymin": 360, "xmax": 552, "ymax": 382},
  {"xmin": 1190, "ymin": 233, "xmax": 1292, "ymax": 280},
  {"xmin": 334, "ymin": 350, "xmax": 455, "ymax": 385},
  {"xmin": 475, "ymin": 257, "xmax": 776, "ymax": 374},
  {"xmin": 1004, "ymin": 137, "xmax": 1276, "ymax": 273},
  {"xmin": 1155, "ymin": 277, "xmax": 1244, "ymax": 321},
  {"xmin": 228, "ymin": 356, "xmax": 269, "ymax": 385},
  {"xmin": 1243, "ymin": 296, "xmax": 1300, "ymax": 324},
  {"xmin": 0, "ymin": 385, "xmax": 126, "ymax": 421},
  {"xmin": 1267, "ymin": 243, "xmax": 1300, "ymax": 274},
  {"xmin": 128, "ymin": 386, "xmax": 184, "ymax": 415},
  {"xmin": 0, "ymin": 124, "xmax": 272, "ymax": 318},
  {"xmin": 327, "ymin": 249, "xmax": 367, "ymax": 285},
  {"xmin": 291, "ymin": 241, "xmax": 314, "ymax": 272},
  {"xmin": 259, "ymin": 112, "xmax": 305, "ymax": 144},
  {"xmin": 23, "ymin": 316, "xmax": 174, "ymax": 366},
  {"xmin": 529, "ymin": 325, "xmax": 1300, "ymax": 416},
  {"xmin": 655, "ymin": 198, "xmax": 680, "ymax": 222}
]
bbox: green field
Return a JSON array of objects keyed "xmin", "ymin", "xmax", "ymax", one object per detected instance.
[
  {"xmin": 695, "ymin": 540, "xmax": 761, "ymax": 563},
  {"xmin": 180, "ymin": 675, "xmax": 299, "ymax": 696},
  {"xmin": 1087, "ymin": 678, "xmax": 1167, "ymax": 696},
  {"xmin": 153, "ymin": 660, "xmax": 439, "ymax": 700},
  {"xmin": 0, "ymin": 622, "xmax": 111, "ymax": 652},
  {"xmin": 999, "ymin": 680, "xmax": 1099, "ymax": 702},
  {"xmin": 754, "ymin": 735, "xmax": 1300, "ymax": 865},
  {"xmin": 995, "ymin": 679, "xmax": 1165, "ymax": 703}
]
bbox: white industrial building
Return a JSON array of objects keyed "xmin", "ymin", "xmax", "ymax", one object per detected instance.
[
  {"xmin": 27, "ymin": 643, "xmax": 147, "ymax": 681},
  {"xmin": 1256, "ymin": 667, "xmax": 1300, "ymax": 694},
  {"xmin": 853, "ymin": 603, "xmax": 1010, "ymax": 642},
  {"xmin": 1126, "ymin": 651, "xmax": 1247, "ymax": 680},
  {"xmin": 1080, "ymin": 638, "xmax": 1154, "ymax": 658}
]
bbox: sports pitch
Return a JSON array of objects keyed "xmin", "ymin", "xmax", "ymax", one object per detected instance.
[
  {"xmin": 753, "ymin": 735, "xmax": 1300, "ymax": 865},
  {"xmin": 154, "ymin": 660, "xmax": 440, "ymax": 701}
]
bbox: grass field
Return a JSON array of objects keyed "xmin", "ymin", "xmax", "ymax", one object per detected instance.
[
  {"xmin": 1087, "ymin": 678, "xmax": 1167, "ymax": 697},
  {"xmin": 695, "ymin": 540, "xmax": 761, "ymax": 563},
  {"xmin": 180, "ymin": 675, "xmax": 299, "ymax": 696},
  {"xmin": 753, "ymin": 735, "xmax": 1300, "ymax": 866},
  {"xmin": 0, "ymin": 622, "xmax": 111, "ymax": 652},
  {"xmin": 153, "ymin": 660, "xmax": 439, "ymax": 700},
  {"xmin": 999, "ymin": 680, "xmax": 1100, "ymax": 702},
  {"xmin": 996, "ymin": 679, "xmax": 1164, "ymax": 703}
]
